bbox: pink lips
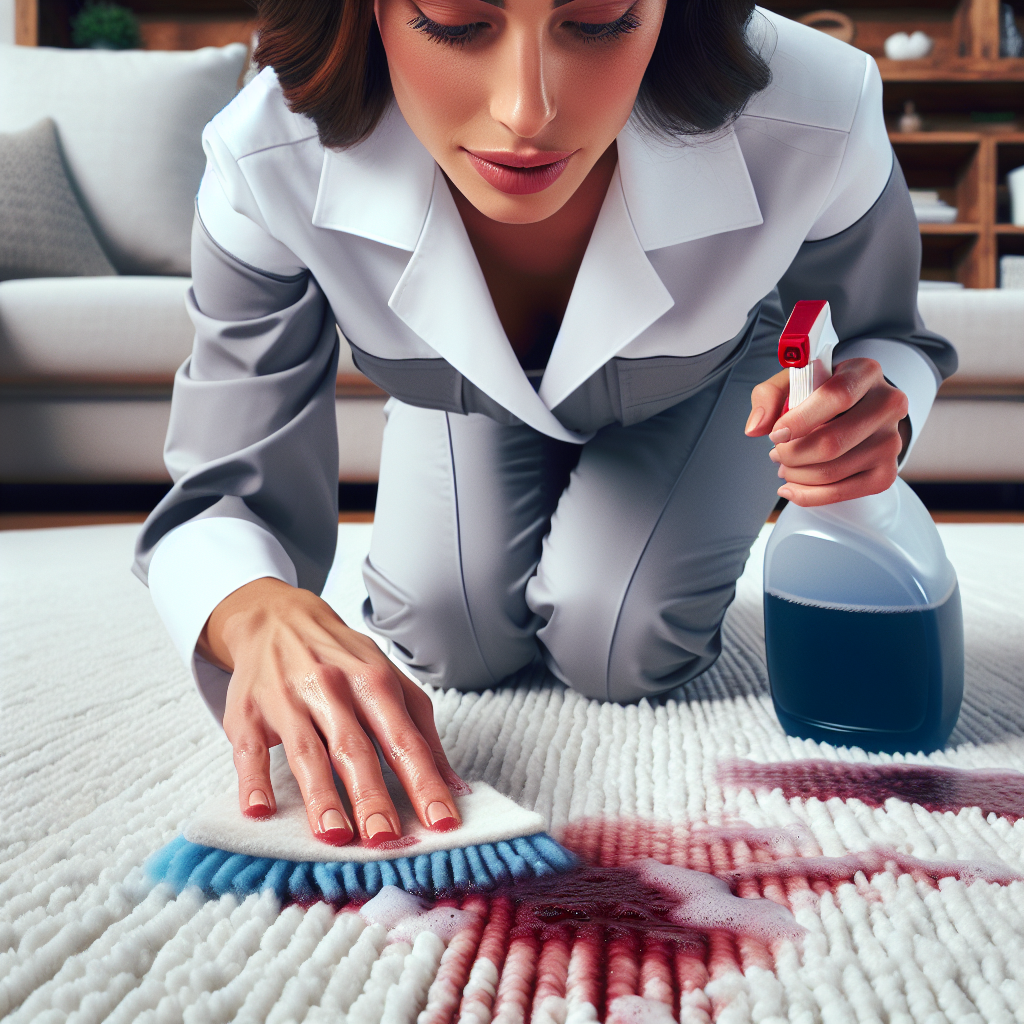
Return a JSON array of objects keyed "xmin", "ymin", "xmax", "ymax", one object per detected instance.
[{"xmin": 465, "ymin": 148, "xmax": 575, "ymax": 195}]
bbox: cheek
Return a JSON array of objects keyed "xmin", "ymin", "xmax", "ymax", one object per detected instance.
[
  {"xmin": 555, "ymin": 26, "xmax": 663, "ymax": 139},
  {"xmin": 562, "ymin": 54, "xmax": 646, "ymax": 128},
  {"xmin": 380, "ymin": 26, "xmax": 485, "ymax": 141}
]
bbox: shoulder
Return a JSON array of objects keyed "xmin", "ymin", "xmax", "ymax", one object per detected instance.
[
  {"xmin": 741, "ymin": 8, "xmax": 872, "ymax": 133},
  {"xmin": 205, "ymin": 67, "xmax": 321, "ymax": 162}
]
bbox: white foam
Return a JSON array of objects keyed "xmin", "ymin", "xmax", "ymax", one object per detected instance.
[
  {"xmin": 388, "ymin": 906, "xmax": 474, "ymax": 944},
  {"xmin": 359, "ymin": 886, "xmax": 430, "ymax": 929},
  {"xmin": 636, "ymin": 859, "xmax": 806, "ymax": 945},
  {"xmin": 606, "ymin": 995, "xmax": 676, "ymax": 1024}
]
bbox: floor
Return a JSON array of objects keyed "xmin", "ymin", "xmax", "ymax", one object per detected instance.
[
  {"xmin": 2, "ymin": 520, "xmax": 1021, "ymax": 1023},
  {"xmin": 1, "ymin": 510, "xmax": 1021, "ymax": 530}
]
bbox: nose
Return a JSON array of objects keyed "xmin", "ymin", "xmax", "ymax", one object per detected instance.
[{"xmin": 489, "ymin": 29, "xmax": 555, "ymax": 139}]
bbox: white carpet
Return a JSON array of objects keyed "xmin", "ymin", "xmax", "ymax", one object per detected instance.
[{"xmin": 1, "ymin": 521, "xmax": 1022, "ymax": 1024}]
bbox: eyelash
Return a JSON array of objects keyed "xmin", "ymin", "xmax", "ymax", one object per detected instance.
[{"xmin": 408, "ymin": 5, "xmax": 641, "ymax": 46}]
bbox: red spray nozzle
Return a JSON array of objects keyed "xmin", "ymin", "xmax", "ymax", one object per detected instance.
[{"xmin": 778, "ymin": 300, "xmax": 828, "ymax": 369}]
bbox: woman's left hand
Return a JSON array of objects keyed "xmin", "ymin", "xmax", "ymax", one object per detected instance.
[{"xmin": 745, "ymin": 357, "xmax": 910, "ymax": 507}]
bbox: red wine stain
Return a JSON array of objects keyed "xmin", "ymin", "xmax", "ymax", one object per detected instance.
[
  {"xmin": 719, "ymin": 759, "xmax": 1024, "ymax": 821},
  {"xmin": 328, "ymin": 816, "xmax": 1021, "ymax": 1024}
]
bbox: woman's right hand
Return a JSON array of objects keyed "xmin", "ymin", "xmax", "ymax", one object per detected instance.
[{"xmin": 198, "ymin": 577, "xmax": 466, "ymax": 847}]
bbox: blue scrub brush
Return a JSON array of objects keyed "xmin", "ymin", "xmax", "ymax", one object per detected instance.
[
  {"xmin": 146, "ymin": 778, "xmax": 577, "ymax": 904},
  {"xmin": 146, "ymin": 830, "xmax": 575, "ymax": 904}
]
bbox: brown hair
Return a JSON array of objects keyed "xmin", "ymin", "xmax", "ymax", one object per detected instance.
[{"xmin": 254, "ymin": 0, "xmax": 772, "ymax": 149}]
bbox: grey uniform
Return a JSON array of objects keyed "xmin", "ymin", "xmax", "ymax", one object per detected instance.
[{"xmin": 133, "ymin": 15, "xmax": 955, "ymax": 714}]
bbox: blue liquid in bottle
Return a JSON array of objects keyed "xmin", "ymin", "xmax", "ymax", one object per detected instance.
[
  {"xmin": 763, "ymin": 478, "xmax": 964, "ymax": 754},
  {"xmin": 764, "ymin": 588, "xmax": 964, "ymax": 754}
]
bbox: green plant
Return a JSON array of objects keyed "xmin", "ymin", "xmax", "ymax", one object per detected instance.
[{"xmin": 71, "ymin": 2, "xmax": 141, "ymax": 50}]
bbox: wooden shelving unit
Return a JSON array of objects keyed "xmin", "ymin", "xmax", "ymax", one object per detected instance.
[
  {"xmin": 888, "ymin": 130, "xmax": 1024, "ymax": 286},
  {"xmin": 763, "ymin": 0, "xmax": 1024, "ymax": 287}
]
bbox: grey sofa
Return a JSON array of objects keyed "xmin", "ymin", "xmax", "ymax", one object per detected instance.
[{"xmin": 0, "ymin": 42, "xmax": 386, "ymax": 486}]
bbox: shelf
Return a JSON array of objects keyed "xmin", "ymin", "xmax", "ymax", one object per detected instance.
[
  {"xmin": 917, "ymin": 223, "xmax": 982, "ymax": 232},
  {"xmin": 877, "ymin": 58, "xmax": 1024, "ymax": 81},
  {"xmin": 995, "ymin": 224, "xmax": 1024, "ymax": 232}
]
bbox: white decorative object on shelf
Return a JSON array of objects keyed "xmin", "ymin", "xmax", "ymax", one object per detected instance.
[
  {"xmin": 1008, "ymin": 165, "xmax": 1024, "ymax": 226},
  {"xmin": 1000, "ymin": 255, "xmax": 1024, "ymax": 290},
  {"xmin": 909, "ymin": 189, "xmax": 958, "ymax": 223},
  {"xmin": 884, "ymin": 31, "xmax": 935, "ymax": 60},
  {"xmin": 898, "ymin": 100, "xmax": 923, "ymax": 133}
]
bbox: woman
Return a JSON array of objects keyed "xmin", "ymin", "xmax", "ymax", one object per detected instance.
[{"xmin": 135, "ymin": 0, "xmax": 954, "ymax": 848}]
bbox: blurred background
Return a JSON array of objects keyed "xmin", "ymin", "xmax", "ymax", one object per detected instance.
[{"xmin": 1, "ymin": 0, "xmax": 1022, "ymax": 528}]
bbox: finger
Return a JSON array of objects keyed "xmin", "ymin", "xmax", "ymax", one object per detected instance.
[
  {"xmin": 400, "ymin": 677, "xmax": 471, "ymax": 796},
  {"xmin": 351, "ymin": 664, "xmax": 462, "ymax": 831},
  {"xmin": 279, "ymin": 716, "xmax": 355, "ymax": 846},
  {"xmin": 771, "ymin": 384, "xmax": 906, "ymax": 469},
  {"xmin": 746, "ymin": 368, "xmax": 790, "ymax": 437},
  {"xmin": 778, "ymin": 458, "xmax": 899, "ymax": 507},
  {"xmin": 307, "ymin": 686, "xmax": 404, "ymax": 844},
  {"xmin": 769, "ymin": 358, "xmax": 884, "ymax": 443},
  {"xmin": 230, "ymin": 728, "xmax": 276, "ymax": 819},
  {"xmin": 777, "ymin": 428, "xmax": 903, "ymax": 488},
  {"xmin": 224, "ymin": 694, "xmax": 279, "ymax": 818}
]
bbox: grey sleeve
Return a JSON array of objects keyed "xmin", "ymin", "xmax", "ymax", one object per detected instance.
[
  {"xmin": 778, "ymin": 157, "xmax": 957, "ymax": 381},
  {"xmin": 132, "ymin": 215, "xmax": 340, "ymax": 594}
]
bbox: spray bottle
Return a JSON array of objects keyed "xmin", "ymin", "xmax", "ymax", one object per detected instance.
[{"xmin": 763, "ymin": 301, "xmax": 964, "ymax": 754}]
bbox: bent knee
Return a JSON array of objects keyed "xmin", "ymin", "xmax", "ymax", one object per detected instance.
[
  {"xmin": 540, "ymin": 595, "xmax": 728, "ymax": 704},
  {"xmin": 363, "ymin": 568, "xmax": 538, "ymax": 692}
]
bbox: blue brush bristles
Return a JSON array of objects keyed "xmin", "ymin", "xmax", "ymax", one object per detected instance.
[{"xmin": 146, "ymin": 832, "xmax": 577, "ymax": 904}]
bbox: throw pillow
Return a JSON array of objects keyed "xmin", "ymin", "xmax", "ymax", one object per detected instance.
[
  {"xmin": 0, "ymin": 118, "xmax": 117, "ymax": 282},
  {"xmin": 0, "ymin": 43, "xmax": 248, "ymax": 277}
]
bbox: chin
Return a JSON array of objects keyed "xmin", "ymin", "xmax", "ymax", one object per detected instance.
[{"xmin": 457, "ymin": 179, "xmax": 578, "ymax": 225}]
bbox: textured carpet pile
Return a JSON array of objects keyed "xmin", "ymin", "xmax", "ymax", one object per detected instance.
[{"xmin": 1, "ymin": 522, "xmax": 1022, "ymax": 1023}]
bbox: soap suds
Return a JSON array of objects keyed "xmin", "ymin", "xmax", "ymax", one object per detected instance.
[{"xmin": 358, "ymin": 886, "xmax": 430, "ymax": 929}]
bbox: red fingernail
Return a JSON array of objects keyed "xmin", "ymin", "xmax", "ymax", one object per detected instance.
[
  {"xmin": 320, "ymin": 828, "xmax": 354, "ymax": 846},
  {"xmin": 364, "ymin": 812, "xmax": 398, "ymax": 846},
  {"xmin": 245, "ymin": 791, "xmax": 272, "ymax": 818},
  {"xmin": 428, "ymin": 817, "xmax": 460, "ymax": 833},
  {"xmin": 364, "ymin": 830, "xmax": 400, "ymax": 848},
  {"xmin": 426, "ymin": 800, "xmax": 459, "ymax": 831},
  {"xmin": 319, "ymin": 809, "xmax": 353, "ymax": 845}
]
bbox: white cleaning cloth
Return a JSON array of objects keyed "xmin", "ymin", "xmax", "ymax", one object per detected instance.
[{"xmin": 184, "ymin": 751, "xmax": 545, "ymax": 863}]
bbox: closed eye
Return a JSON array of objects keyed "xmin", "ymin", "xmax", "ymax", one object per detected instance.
[
  {"xmin": 567, "ymin": 5, "xmax": 641, "ymax": 41},
  {"xmin": 408, "ymin": 13, "xmax": 487, "ymax": 45}
]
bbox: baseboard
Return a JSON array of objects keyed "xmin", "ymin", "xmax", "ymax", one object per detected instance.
[{"xmin": 0, "ymin": 482, "xmax": 380, "ymax": 514}]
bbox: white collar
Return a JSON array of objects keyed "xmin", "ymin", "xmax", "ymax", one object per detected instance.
[{"xmin": 312, "ymin": 107, "xmax": 763, "ymax": 437}]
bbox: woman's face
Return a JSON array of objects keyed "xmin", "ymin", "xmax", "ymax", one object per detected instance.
[{"xmin": 375, "ymin": 0, "xmax": 666, "ymax": 224}]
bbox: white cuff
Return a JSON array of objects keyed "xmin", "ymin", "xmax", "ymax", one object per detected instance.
[
  {"xmin": 833, "ymin": 338, "xmax": 942, "ymax": 462},
  {"xmin": 148, "ymin": 516, "xmax": 298, "ymax": 721}
]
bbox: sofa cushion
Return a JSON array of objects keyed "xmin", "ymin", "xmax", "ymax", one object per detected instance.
[
  {"xmin": 901, "ymin": 398, "xmax": 1024, "ymax": 482},
  {"xmin": 0, "ymin": 276, "xmax": 193, "ymax": 380},
  {"xmin": 0, "ymin": 396, "xmax": 387, "ymax": 482},
  {"xmin": 917, "ymin": 288, "xmax": 1024, "ymax": 384},
  {"xmin": 0, "ymin": 119, "xmax": 117, "ymax": 283},
  {"xmin": 0, "ymin": 43, "xmax": 247, "ymax": 277}
]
